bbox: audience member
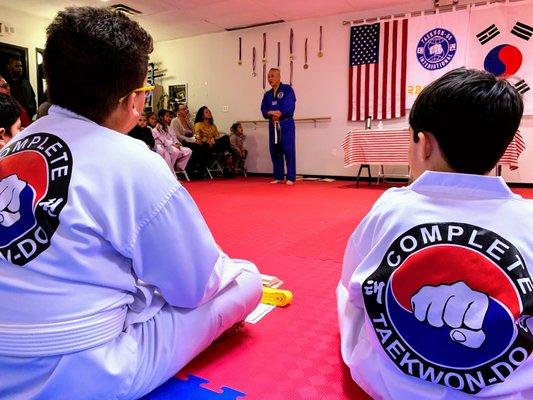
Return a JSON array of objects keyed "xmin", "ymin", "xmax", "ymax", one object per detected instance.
[
  {"xmin": 0, "ymin": 7, "xmax": 261, "ymax": 399},
  {"xmin": 153, "ymin": 108, "xmax": 193, "ymax": 174},
  {"xmin": 171, "ymin": 103, "xmax": 195, "ymax": 143},
  {"xmin": 230, "ymin": 122, "xmax": 247, "ymax": 172},
  {"xmin": 337, "ymin": 68, "xmax": 531, "ymax": 399},
  {"xmin": 145, "ymin": 110, "xmax": 157, "ymax": 129},
  {"xmin": 128, "ymin": 114, "xmax": 156, "ymax": 150},
  {"xmin": 0, "ymin": 75, "xmax": 31, "ymax": 127},
  {"xmin": 5, "ymin": 57, "xmax": 37, "ymax": 119},
  {"xmin": 0, "ymin": 93, "xmax": 21, "ymax": 147},
  {"xmin": 171, "ymin": 103, "xmax": 206, "ymax": 179},
  {"xmin": 194, "ymin": 106, "xmax": 234, "ymax": 175}
]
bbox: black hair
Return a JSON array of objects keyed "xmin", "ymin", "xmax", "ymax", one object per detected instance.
[
  {"xmin": 409, "ymin": 68, "xmax": 523, "ymax": 175},
  {"xmin": 44, "ymin": 7, "xmax": 153, "ymax": 124},
  {"xmin": 0, "ymin": 93, "xmax": 20, "ymax": 137},
  {"xmin": 194, "ymin": 106, "xmax": 214, "ymax": 125},
  {"xmin": 230, "ymin": 122, "xmax": 241, "ymax": 134},
  {"xmin": 157, "ymin": 108, "xmax": 169, "ymax": 121},
  {"xmin": 157, "ymin": 108, "xmax": 170, "ymax": 131}
]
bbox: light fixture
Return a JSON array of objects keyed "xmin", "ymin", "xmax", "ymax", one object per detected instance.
[{"xmin": 435, "ymin": 0, "xmax": 459, "ymax": 7}]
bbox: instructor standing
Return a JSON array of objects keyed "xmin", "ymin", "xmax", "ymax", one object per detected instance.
[{"xmin": 261, "ymin": 68, "xmax": 297, "ymax": 185}]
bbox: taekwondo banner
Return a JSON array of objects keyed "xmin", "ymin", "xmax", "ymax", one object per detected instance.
[
  {"xmin": 406, "ymin": 9, "xmax": 470, "ymax": 108},
  {"xmin": 466, "ymin": 1, "xmax": 533, "ymax": 114}
]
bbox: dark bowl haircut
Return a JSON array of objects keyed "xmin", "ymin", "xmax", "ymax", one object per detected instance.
[{"xmin": 409, "ymin": 68, "xmax": 523, "ymax": 175}]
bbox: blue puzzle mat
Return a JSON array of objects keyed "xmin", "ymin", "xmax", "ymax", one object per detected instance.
[{"xmin": 141, "ymin": 375, "xmax": 246, "ymax": 400}]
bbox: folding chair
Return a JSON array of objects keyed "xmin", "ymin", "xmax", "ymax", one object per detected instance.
[
  {"xmin": 205, "ymin": 152, "xmax": 224, "ymax": 179},
  {"xmin": 175, "ymin": 167, "xmax": 190, "ymax": 182}
]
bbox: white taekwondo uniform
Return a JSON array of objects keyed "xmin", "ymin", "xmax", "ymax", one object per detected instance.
[
  {"xmin": 152, "ymin": 124, "xmax": 192, "ymax": 172},
  {"xmin": 338, "ymin": 171, "xmax": 533, "ymax": 400},
  {"xmin": 0, "ymin": 106, "xmax": 262, "ymax": 399}
]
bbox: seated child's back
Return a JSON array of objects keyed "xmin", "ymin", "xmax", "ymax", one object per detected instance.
[{"xmin": 337, "ymin": 68, "xmax": 533, "ymax": 400}]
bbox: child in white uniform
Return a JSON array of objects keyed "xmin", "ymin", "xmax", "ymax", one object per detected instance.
[
  {"xmin": 152, "ymin": 108, "xmax": 192, "ymax": 173},
  {"xmin": 338, "ymin": 68, "xmax": 533, "ymax": 399},
  {"xmin": 0, "ymin": 7, "xmax": 262, "ymax": 399}
]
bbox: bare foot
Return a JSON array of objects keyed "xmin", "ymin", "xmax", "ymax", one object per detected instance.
[{"xmin": 215, "ymin": 320, "xmax": 245, "ymax": 342}]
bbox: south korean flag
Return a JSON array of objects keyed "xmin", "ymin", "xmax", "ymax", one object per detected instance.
[{"xmin": 467, "ymin": 1, "xmax": 533, "ymax": 114}]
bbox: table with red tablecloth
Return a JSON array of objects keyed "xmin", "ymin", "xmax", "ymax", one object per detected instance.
[{"xmin": 342, "ymin": 128, "xmax": 525, "ymax": 176}]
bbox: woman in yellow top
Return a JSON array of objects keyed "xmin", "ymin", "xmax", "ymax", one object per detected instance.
[{"xmin": 194, "ymin": 106, "xmax": 234, "ymax": 175}]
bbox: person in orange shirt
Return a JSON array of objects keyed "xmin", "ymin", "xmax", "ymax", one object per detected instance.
[{"xmin": 194, "ymin": 106, "xmax": 234, "ymax": 176}]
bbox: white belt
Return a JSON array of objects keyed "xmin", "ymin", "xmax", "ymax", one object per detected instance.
[
  {"xmin": 0, "ymin": 306, "xmax": 127, "ymax": 357},
  {"xmin": 274, "ymin": 121, "xmax": 281, "ymax": 144}
]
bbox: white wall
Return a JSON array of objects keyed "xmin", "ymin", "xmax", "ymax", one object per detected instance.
[
  {"xmin": 152, "ymin": 3, "xmax": 533, "ymax": 183},
  {"xmin": 0, "ymin": 7, "xmax": 50, "ymax": 97}
]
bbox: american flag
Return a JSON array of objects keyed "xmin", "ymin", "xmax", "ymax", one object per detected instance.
[{"xmin": 348, "ymin": 19, "xmax": 408, "ymax": 121}]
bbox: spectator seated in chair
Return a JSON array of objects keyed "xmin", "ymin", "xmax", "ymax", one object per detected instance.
[
  {"xmin": 128, "ymin": 113, "xmax": 156, "ymax": 151},
  {"xmin": 230, "ymin": 122, "xmax": 248, "ymax": 176},
  {"xmin": 152, "ymin": 108, "xmax": 192, "ymax": 176},
  {"xmin": 145, "ymin": 110, "xmax": 157, "ymax": 129},
  {"xmin": 171, "ymin": 103, "xmax": 207, "ymax": 179},
  {"xmin": 194, "ymin": 106, "xmax": 234, "ymax": 177}
]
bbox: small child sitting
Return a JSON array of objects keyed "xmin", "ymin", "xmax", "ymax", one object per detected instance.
[
  {"xmin": 230, "ymin": 122, "xmax": 247, "ymax": 173},
  {"xmin": 337, "ymin": 68, "xmax": 530, "ymax": 399}
]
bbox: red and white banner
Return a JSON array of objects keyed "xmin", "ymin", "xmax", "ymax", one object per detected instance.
[{"xmin": 348, "ymin": 19, "xmax": 408, "ymax": 121}]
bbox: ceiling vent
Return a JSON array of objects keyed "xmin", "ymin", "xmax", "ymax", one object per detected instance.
[
  {"xmin": 226, "ymin": 19, "xmax": 285, "ymax": 31},
  {"xmin": 108, "ymin": 4, "xmax": 142, "ymax": 15}
]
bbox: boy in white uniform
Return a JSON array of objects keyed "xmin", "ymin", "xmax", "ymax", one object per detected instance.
[
  {"xmin": 337, "ymin": 68, "xmax": 533, "ymax": 399},
  {"xmin": 0, "ymin": 7, "xmax": 262, "ymax": 399}
]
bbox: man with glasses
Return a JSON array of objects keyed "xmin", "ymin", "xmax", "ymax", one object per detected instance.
[
  {"xmin": 0, "ymin": 75, "xmax": 31, "ymax": 127},
  {"xmin": 0, "ymin": 76, "xmax": 9, "ymax": 94},
  {"xmin": 0, "ymin": 93, "xmax": 22, "ymax": 147},
  {"xmin": 171, "ymin": 103, "xmax": 208, "ymax": 178},
  {"xmin": 171, "ymin": 103, "xmax": 195, "ymax": 142},
  {"xmin": 0, "ymin": 7, "xmax": 262, "ymax": 399}
]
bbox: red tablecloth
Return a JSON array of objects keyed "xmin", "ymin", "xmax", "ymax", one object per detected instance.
[{"xmin": 342, "ymin": 128, "xmax": 525, "ymax": 170}]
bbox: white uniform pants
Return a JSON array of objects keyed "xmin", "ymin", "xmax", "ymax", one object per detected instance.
[
  {"xmin": 0, "ymin": 262, "xmax": 262, "ymax": 400},
  {"xmin": 156, "ymin": 145, "xmax": 192, "ymax": 172}
]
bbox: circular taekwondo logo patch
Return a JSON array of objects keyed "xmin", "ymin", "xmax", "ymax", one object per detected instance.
[
  {"xmin": 416, "ymin": 28, "xmax": 457, "ymax": 70},
  {"xmin": 363, "ymin": 222, "xmax": 533, "ymax": 394},
  {"xmin": 0, "ymin": 133, "xmax": 72, "ymax": 266}
]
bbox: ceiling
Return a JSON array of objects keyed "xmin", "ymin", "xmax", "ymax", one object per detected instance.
[{"xmin": 0, "ymin": 0, "xmax": 436, "ymax": 41}]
